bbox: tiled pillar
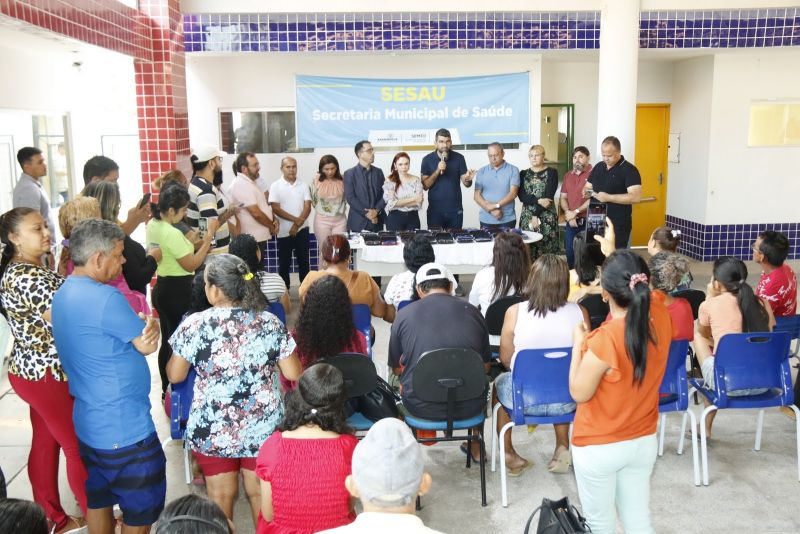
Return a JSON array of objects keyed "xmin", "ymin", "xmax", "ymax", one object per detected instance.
[{"xmin": 135, "ymin": 0, "xmax": 191, "ymax": 196}]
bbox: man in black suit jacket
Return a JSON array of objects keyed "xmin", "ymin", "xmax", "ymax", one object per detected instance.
[{"xmin": 343, "ymin": 140, "xmax": 386, "ymax": 232}]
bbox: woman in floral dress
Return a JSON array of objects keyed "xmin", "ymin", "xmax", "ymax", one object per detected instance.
[
  {"xmin": 167, "ymin": 254, "xmax": 301, "ymax": 528},
  {"xmin": 518, "ymin": 144, "xmax": 559, "ymax": 258}
]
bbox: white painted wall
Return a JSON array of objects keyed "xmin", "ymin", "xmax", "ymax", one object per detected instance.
[
  {"xmin": 0, "ymin": 34, "xmax": 142, "ymax": 220},
  {"xmin": 187, "ymin": 53, "xmax": 676, "ymax": 228},
  {"xmin": 705, "ymin": 51, "xmax": 800, "ymax": 224},
  {"xmin": 666, "ymin": 56, "xmax": 714, "ymax": 223},
  {"xmin": 187, "ymin": 52, "xmax": 544, "ymax": 229}
]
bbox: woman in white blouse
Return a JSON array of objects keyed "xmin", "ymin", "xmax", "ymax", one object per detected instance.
[
  {"xmin": 469, "ymin": 232, "xmax": 530, "ymax": 315},
  {"xmin": 383, "ymin": 152, "xmax": 423, "ymax": 231}
]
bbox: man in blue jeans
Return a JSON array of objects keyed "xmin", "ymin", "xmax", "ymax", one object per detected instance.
[
  {"xmin": 420, "ymin": 128, "xmax": 475, "ymax": 229},
  {"xmin": 559, "ymin": 146, "xmax": 592, "ymax": 268}
]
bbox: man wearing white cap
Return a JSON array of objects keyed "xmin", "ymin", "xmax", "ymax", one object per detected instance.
[
  {"xmin": 388, "ymin": 263, "xmax": 491, "ymax": 459},
  {"xmin": 187, "ymin": 145, "xmax": 238, "ymax": 255},
  {"xmin": 318, "ymin": 418, "xmax": 442, "ymax": 533}
]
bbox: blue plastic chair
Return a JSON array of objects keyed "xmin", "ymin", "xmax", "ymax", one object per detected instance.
[
  {"xmin": 397, "ymin": 299, "xmax": 412, "ymax": 310},
  {"xmin": 774, "ymin": 314, "xmax": 800, "ymax": 359},
  {"xmin": 267, "ymin": 301, "xmax": 286, "ymax": 324},
  {"xmin": 489, "ymin": 347, "xmax": 575, "ymax": 507},
  {"xmin": 656, "ymin": 340, "xmax": 700, "ymax": 486},
  {"xmin": 403, "ymin": 348, "xmax": 488, "ymax": 507},
  {"xmin": 168, "ymin": 368, "xmax": 197, "ymax": 485},
  {"xmin": 689, "ymin": 332, "xmax": 800, "ymax": 486},
  {"xmin": 352, "ymin": 304, "xmax": 372, "ymax": 359}
]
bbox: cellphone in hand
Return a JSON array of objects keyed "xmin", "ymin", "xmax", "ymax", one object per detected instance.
[
  {"xmin": 585, "ymin": 202, "xmax": 607, "ymax": 244},
  {"xmin": 138, "ymin": 192, "xmax": 152, "ymax": 209},
  {"xmin": 198, "ymin": 217, "xmax": 208, "ymax": 239}
]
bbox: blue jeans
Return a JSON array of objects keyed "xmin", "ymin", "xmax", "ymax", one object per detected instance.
[
  {"xmin": 495, "ymin": 372, "xmax": 576, "ymax": 416},
  {"xmin": 427, "ymin": 209, "xmax": 463, "ymax": 230},
  {"xmin": 564, "ymin": 221, "xmax": 585, "ymax": 269}
]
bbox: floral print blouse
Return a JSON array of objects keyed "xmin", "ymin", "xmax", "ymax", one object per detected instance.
[
  {"xmin": 0, "ymin": 262, "xmax": 66, "ymax": 381},
  {"xmin": 169, "ymin": 307, "xmax": 296, "ymax": 458},
  {"xmin": 312, "ymin": 177, "xmax": 347, "ymax": 217}
]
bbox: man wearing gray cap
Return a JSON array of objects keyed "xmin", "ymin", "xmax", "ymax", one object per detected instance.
[{"xmin": 318, "ymin": 418, "xmax": 442, "ymax": 533}]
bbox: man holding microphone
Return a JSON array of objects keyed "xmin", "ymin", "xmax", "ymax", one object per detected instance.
[{"xmin": 420, "ymin": 128, "xmax": 476, "ymax": 230}]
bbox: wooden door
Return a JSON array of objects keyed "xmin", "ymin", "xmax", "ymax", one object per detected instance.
[{"xmin": 632, "ymin": 104, "xmax": 670, "ymax": 247}]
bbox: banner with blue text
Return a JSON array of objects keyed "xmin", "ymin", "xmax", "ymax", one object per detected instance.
[{"xmin": 295, "ymin": 72, "xmax": 530, "ymax": 148}]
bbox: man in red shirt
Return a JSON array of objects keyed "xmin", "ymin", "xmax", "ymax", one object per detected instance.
[
  {"xmin": 559, "ymin": 146, "xmax": 592, "ymax": 268},
  {"xmin": 753, "ymin": 230, "xmax": 797, "ymax": 317}
]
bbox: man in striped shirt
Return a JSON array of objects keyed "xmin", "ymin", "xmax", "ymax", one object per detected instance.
[{"xmin": 187, "ymin": 145, "xmax": 238, "ymax": 255}]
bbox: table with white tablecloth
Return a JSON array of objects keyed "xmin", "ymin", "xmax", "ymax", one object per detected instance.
[{"xmin": 349, "ymin": 231, "xmax": 542, "ymax": 276}]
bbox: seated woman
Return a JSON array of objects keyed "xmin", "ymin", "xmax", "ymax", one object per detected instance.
[
  {"xmin": 569, "ymin": 250, "xmax": 672, "ymax": 533},
  {"xmin": 155, "ymin": 494, "xmax": 232, "ymax": 534},
  {"xmin": 494, "ymin": 254, "xmax": 589, "ymax": 475},
  {"xmin": 384, "ymin": 234, "xmax": 457, "ymax": 306},
  {"xmin": 649, "ymin": 251, "xmax": 694, "ymax": 340},
  {"xmin": 694, "ymin": 257, "xmax": 774, "ymax": 437},
  {"xmin": 299, "ymin": 234, "xmax": 393, "ymax": 322},
  {"xmin": 469, "ymin": 232, "xmax": 530, "ymax": 315},
  {"xmin": 648, "ymin": 226, "xmax": 693, "ymax": 291},
  {"xmin": 229, "ymin": 233, "xmax": 290, "ymax": 314},
  {"xmin": 256, "ymin": 364, "xmax": 357, "ymax": 534},
  {"xmin": 283, "ymin": 275, "xmax": 367, "ymax": 390},
  {"xmin": 166, "ymin": 254, "xmax": 302, "ymax": 529},
  {"xmin": 567, "ymin": 231, "xmax": 605, "ymax": 303}
]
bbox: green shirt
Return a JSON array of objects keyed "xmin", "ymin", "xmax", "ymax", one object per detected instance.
[{"xmin": 146, "ymin": 219, "xmax": 193, "ymax": 277}]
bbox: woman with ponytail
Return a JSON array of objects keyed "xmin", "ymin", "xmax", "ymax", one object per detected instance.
[
  {"xmin": 0, "ymin": 208, "xmax": 88, "ymax": 533},
  {"xmin": 569, "ymin": 250, "xmax": 672, "ymax": 534},
  {"xmin": 299, "ymin": 234, "xmax": 393, "ymax": 322},
  {"xmin": 167, "ymin": 253, "xmax": 302, "ymax": 529},
  {"xmin": 694, "ymin": 257, "xmax": 774, "ymax": 436},
  {"xmin": 256, "ymin": 363, "xmax": 357, "ymax": 534},
  {"xmin": 147, "ymin": 184, "xmax": 215, "ymax": 396}
]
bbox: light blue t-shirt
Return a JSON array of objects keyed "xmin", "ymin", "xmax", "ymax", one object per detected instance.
[
  {"xmin": 474, "ymin": 161, "xmax": 520, "ymax": 224},
  {"xmin": 52, "ymin": 275, "xmax": 153, "ymax": 450}
]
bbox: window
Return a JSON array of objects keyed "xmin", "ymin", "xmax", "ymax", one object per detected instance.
[
  {"xmin": 748, "ymin": 102, "xmax": 800, "ymax": 147},
  {"xmin": 219, "ymin": 110, "xmax": 312, "ymax": 154}
]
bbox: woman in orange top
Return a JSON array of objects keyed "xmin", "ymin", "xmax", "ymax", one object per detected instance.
[
  {"xmin": 569, "ymin": 250, "xmax": 672, "ymax": 534},
  {"xmin": 299, "ymin": 235, "xmax": 394, "ymax": 323}
]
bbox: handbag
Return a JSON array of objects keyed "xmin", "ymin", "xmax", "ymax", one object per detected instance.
[
  {"xmin": 523, "ymin": 497, "xmax": 592, "ymax": 534},
  {"xmin": 356, "ymin": 375, "xmax": 401, "ymax": 422}
]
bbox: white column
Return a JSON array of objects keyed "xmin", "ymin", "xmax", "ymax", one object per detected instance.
[{"xmin": 596, "ymin": 0, "xmax": 640, "ymax": 161}]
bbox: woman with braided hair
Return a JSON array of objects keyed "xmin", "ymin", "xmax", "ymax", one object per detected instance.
[
  {"xmin": 166, "ymin": 253, "xmax": 301, "ymax": 529},
  {"xmin": 256, "ymin": 363, "xmax": 357, "ymax": 534}
]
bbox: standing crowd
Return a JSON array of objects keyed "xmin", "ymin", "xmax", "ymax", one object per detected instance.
[{"xmin": 0, "ymin": 129, "xmax": 797, "ymax": 534}]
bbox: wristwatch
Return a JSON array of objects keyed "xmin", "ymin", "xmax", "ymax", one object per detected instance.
[{"xmin": 494, "ymin": 203, "xmax": 500, "ymax": 210}]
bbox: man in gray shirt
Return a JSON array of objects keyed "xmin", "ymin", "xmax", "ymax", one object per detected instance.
[{"xmin": 13, "ymin": 146, "xmax": 55, "ymax": 232}]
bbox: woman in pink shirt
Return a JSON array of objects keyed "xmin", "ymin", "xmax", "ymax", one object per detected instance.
[{"xmin": 694, "ymin": 257, "xmax": 774, "ymax": 436}]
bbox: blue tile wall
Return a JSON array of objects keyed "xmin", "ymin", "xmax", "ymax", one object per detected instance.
[
  {"xmin": 183, "ymin": 9, "xmax": 799, "ymax": 53},
  {"xmin": 665, "ymin": 215, "xmax": 800, "ymax": 262}
]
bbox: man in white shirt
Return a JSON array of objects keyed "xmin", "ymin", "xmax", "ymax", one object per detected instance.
[
  {"xmin": 229, "ymin": 152, "xmax": 278, "ymax": 266},
  {"xmin": 269, "ymin": 156, "xmax": 312, "ymax": 288},
  {"xmin": 318, "ymin": 418, "xmax": 442, "ymax": 534}
]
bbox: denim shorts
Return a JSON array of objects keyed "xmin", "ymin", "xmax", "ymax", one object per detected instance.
[{"xmin": 495, "ymin": 372, "xmax": 576, "ymax": 416}]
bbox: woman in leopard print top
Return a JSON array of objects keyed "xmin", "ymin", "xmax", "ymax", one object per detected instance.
[{"xmin": 0, "ymin": 207, "xmax": 87, "ymax": 533}]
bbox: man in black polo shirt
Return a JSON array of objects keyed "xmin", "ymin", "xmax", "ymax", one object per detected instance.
[
  {"xmin": 585, "ymin": 135, "xmax": 642, "ymax": 248},
  {"xmin": 420, "ymin": 128, "xmax": 476, "ymax": 230},
  {"xmin": 389, "ymin": 263, "xmax": 490, "ymax": 456}
]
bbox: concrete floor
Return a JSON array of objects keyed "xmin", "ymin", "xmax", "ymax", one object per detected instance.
[{"xmin": 3, "ymin": 256, "xmax": 800, "ymax": 533}]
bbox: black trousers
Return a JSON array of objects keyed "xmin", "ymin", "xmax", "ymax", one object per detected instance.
[
  {"xmin": 277, "ymin": 227, "xmax": 310, "ymax": 288},
  {"xmin": 612, "ymin": 219, "xmax": 632, "ymax": 249},
  {"xmin": 386, "ymin": 210, "xmax": 421, "ymax": 231},
  {"xmin": 152, "ymin": 275, "xmax": 193, "ymax": 394}
]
